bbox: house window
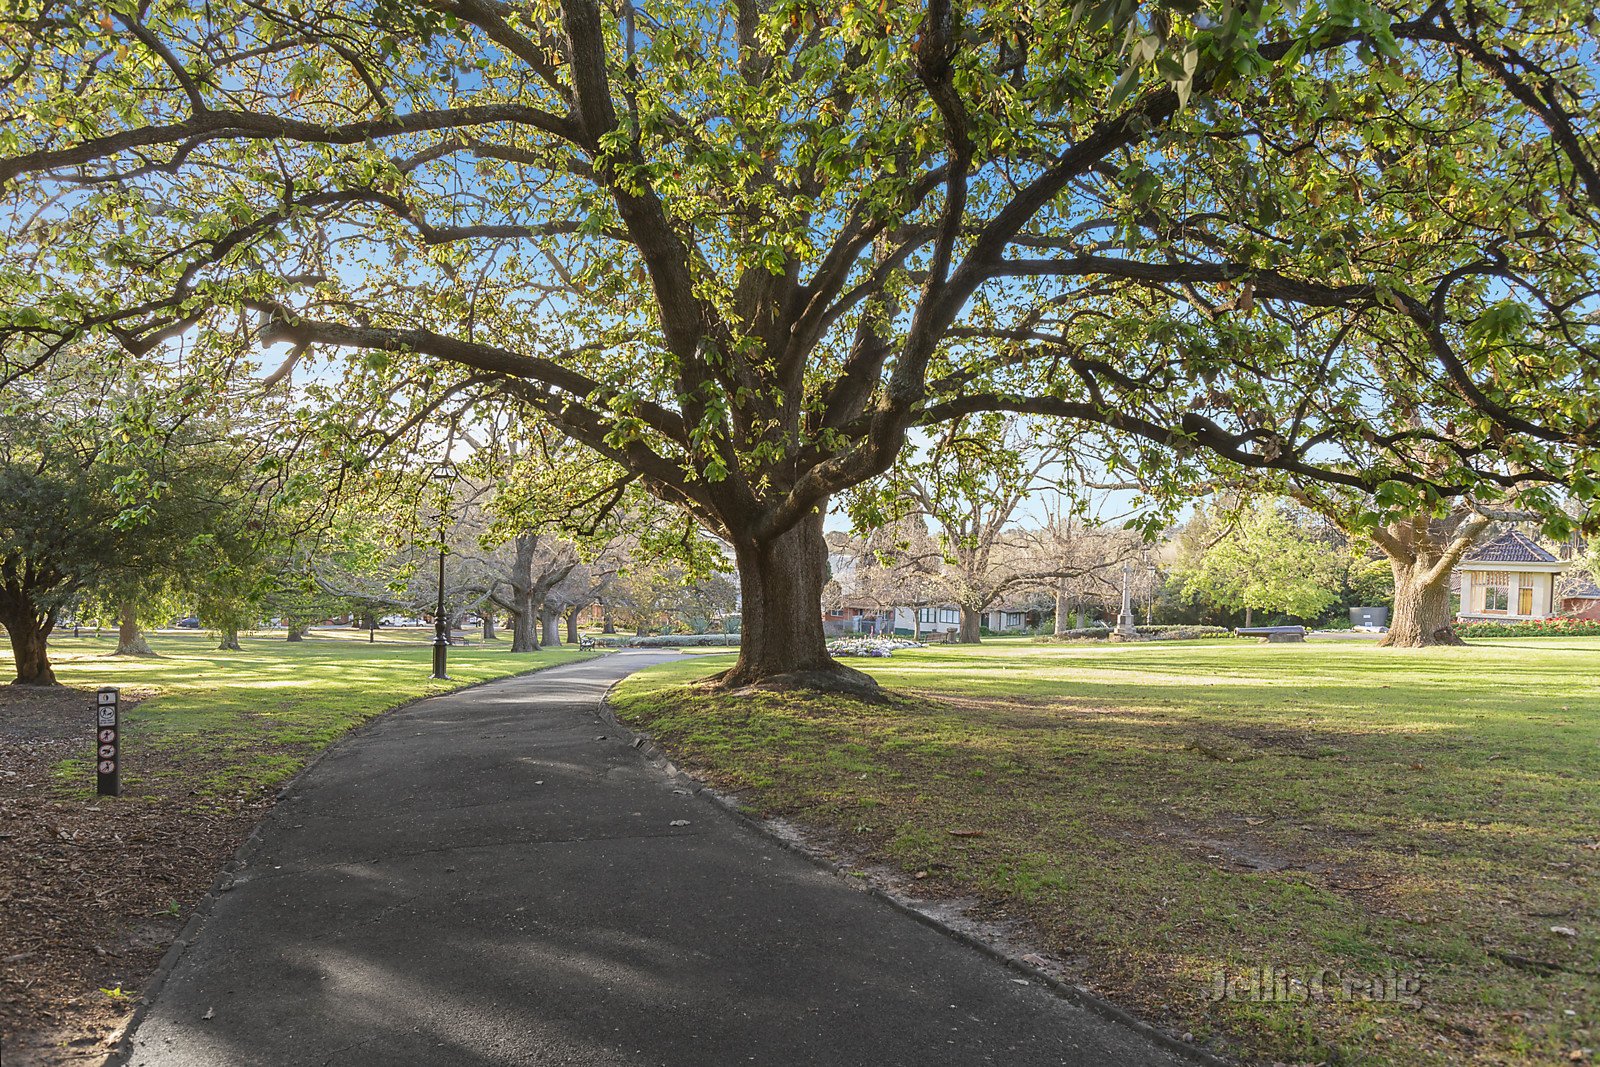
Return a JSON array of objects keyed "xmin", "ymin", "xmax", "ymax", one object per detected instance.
[
  {"xmin": 1481, "ymin": 572, "xmax": 1509, "ymax": 613},
  {"xmin": 1518, "ymin": 580, "xmax": 1534, "ymax": 615},
  {"xmin": 1006, "ymin": 612, "xmax": 1024, "ymax": 627},
  {"xmin": 940, "ymin": 608, "xmax": 959, "ymax": 624}
]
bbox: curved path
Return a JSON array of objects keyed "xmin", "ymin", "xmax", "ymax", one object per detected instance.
[{"xmin": 122, "ymin": 652, "xmax": 1189, "ymax": 1066}]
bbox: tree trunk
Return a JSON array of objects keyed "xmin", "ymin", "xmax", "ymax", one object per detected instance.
[
  {"xmin": 1380, "ymin": 560, "xmax": 1463, "ymax": 647},
  {"xmin": 1245, "ymin": 606, "xmax": 1253, "ymax": 628},
  {"xmin": 507, "ymin": 532, "xmax": 542, "ymax": 653},
  {"xmin": 1371, "ymin": 511, "xmax": 1488, "ymax": 648},
  {"xmin": 957, "ymin": 606, "xmax": 982, "ymax": 644},
  {"xmin": 509, "ymin": 601, "xmax": 540, "ymax": 652},
  {"xmin": 481, "ymin": 614, "xmax": 497, "ymax": 641},
  {"xmin": 1054, "ymin": 580, "xmax": 1069, "ymax": 635},
  {"xmin": 1, "ymin": 601, "xmax": 57, "ymax": 685},
  {"xmin": 541, "ymin": 607, "xmax": 561, "ymax": 646},
  {"xmin": 285, "ymin": 617, "xmax": 310, "ymax": 642},
  {"xmin": 114, "ymin": 604, "xmax": 157, "ymax": 656},
  {"xmin": 601, "ymin": 603, "xmax": 616, "ymax": 634},
  {"xmin": 711, "ymin": 510, "xmax": 878, "ymax": 697},
  {"xmin": 217, "ymin": 626, "xmax": 241, "ymax": 652},
  {"xmin": 565, "ymin": 606, "xmax": 580, "ymax": 644}
]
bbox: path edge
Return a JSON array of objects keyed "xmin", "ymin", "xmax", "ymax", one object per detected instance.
[
  {"xmin": 597, "ymin": 676, "xmax": 1235, "ymax": 1067},
  {"xmin": 101, "ymin": 651, "xmax": 608, "ymax": 1067}
]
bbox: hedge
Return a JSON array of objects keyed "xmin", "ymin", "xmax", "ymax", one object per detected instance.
[
  {"xmin": 1455, "ymin": 617, "xmax": 1600, "ymax": 638},
  {"xmin": 625, "ymin": 633, "xmax": 741, "ymax": 647},
  {"xmin": 1034, "ymin": 624, "xmax": 1233, "ymax": 642}
]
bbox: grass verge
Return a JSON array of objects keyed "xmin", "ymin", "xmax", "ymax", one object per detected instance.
[{"xmin": 610, "ymin": 639, "xmax": 1599, "ymax": 1066}]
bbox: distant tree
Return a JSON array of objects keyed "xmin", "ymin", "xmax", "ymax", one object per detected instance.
[
  {"xmin": 487, "ymin": 531, "xmax": 580, "ymax": 652},
  {"xmin": 0, "ymin": 365, "xmax": 240, "ymax": 682},
  {"xmin": 1038, "ymin": 513, "xmax": 1141, "ymax": 633},
  {"xmin": 259, "ymin": 571, "xmax": 348, "ymax": 642},
  {"xmin": 1171, "ymin": 501, "xmax": 1343, "ymax": 626},
  {"xmin": 856, "ymin": 416, "xmax": 1068, "ymax": 643}
]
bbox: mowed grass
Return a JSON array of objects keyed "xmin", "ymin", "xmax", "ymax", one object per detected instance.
[
  {"xmin": 611, "ymin": 638, "xmax": 1600, "ymax": 1066},
  {"xmin": 12, "ymin": 630, "xmax": 594, "ymax": 799}
]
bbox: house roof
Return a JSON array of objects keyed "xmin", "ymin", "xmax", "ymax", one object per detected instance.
[
  {"xmin": 1563, "ymin": 576, "xmax": 1600, "ymax": 599},
  {"xmin": 1460, "ymin": 531, "xmax": 1562, "ymax": 567}
]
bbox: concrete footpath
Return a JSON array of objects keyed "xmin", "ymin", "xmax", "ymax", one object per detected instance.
[{"xmin": 121, "ymin": 652, "xmax": 1190, "ymax": 1066}]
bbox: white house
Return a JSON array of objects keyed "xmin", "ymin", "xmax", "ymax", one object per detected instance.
[{"xmin": 1455, "ymin": 531, "xmax": 1570, "ymax": 622}]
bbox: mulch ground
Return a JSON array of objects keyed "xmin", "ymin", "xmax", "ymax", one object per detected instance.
[{"xmin": 0, "ymin": 685, "xmax": 275, "ymax": 1066}]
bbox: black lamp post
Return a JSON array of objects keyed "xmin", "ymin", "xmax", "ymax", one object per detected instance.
[
  {"xmin": 1146, "ymin": 555, "xmax": 1158, "ymax": 626},
  {"xmin": 431, "ymin": 460, "xmax": 456, "ymax": 679}
]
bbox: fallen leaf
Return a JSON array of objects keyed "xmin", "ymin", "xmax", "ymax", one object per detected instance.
[
  {"xmin": 947, "ymin": 829, "xmax": 985, "ymax": 837},
  {"xmin": 202, "ymin": 1006, "xmax": 215, "ymax": 1020},
  {"xmin": 1551, "ymin": 926, "xmax": 1579, "ymax": 937},
  {"xmin": 669, "ymin": 819, "xmax": 691, "ymax": 827},
  {"xmin": 1244, "ymin": 817, "xmax": 1266, "ymax": 826}
]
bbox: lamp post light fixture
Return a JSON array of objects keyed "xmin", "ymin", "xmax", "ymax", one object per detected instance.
[
  {"xmin": 430, "ymin": 460, "xmax": 457, "ymax": 680},
  {"xmin": 1146, "ymin": 560, "xmax": 1158, "ymax": 626}
]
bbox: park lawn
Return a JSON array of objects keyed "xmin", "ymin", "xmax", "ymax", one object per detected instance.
[
  {"xmin": 1, "ymin": 630, "xmax": 594, "ymax": 1060},
  {"xmin": 40, "ymin": 629, "xmax": 596, "ymax": 798},
  {"xmin": 610, "ymin": 639, "xmax": 1600, "ymax": 1067}
]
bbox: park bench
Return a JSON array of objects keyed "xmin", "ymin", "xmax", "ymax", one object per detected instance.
[
  {"xmin": 579, "ymin": 635, "xmax": 597, "ymax": 651},
  {"xmin": 1235, "ymin": 625, "xmax": 1306, "ymax": 643}
]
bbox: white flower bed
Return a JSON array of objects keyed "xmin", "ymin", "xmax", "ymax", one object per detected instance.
[{"xmin": 827, "ymin": 636, "xmax": 925, "ymax": 657}]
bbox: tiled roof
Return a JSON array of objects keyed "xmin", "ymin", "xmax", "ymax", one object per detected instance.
[
  {"xmin": 1460, "ymin": 530, "xmax": 1561, "ymax": 565},
  {"xmin": 1563, "ymin": 577, "xmax": 1600, "ymax": 599}
]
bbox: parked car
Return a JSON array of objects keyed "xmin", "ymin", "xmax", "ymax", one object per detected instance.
[
  {"xmin": 380, "ymin": 615, "xmax": 426, "ymax": 627},
  {"xmin": 174, "ymin": 617, "xmax": 201, "ymax": 629}
]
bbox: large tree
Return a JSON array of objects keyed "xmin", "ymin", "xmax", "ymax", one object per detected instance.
[
  {"xmin": 4, "ymin": 0, "xmax": 1600, "ymax": 685},
  {"xmin": 0, "ymin": 363, "xmax": 245, "ymax": 682}
]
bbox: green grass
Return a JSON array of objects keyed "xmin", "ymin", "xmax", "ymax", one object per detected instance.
[
  {"xmin": 15, "ymin": 630, "xmax": 595, "ymax": 799},
  {"xmin": 611, "ymin": 639, "xmax": 1600, "ymax": 1066}
]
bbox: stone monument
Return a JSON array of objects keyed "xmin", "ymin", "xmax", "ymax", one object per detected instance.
[{"xmin": 1111, "ymin": 561, "xmax": 1139, "ymax": 640}]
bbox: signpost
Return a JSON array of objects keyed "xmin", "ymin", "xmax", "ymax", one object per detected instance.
[{"xmin": 96, "ymin": 687, "xmax": 119, "ymax": 797}]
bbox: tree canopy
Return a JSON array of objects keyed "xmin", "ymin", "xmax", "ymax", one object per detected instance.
[{"xmin": 4, "ymin": 0, "xmax": 1599, "ymax": 685}]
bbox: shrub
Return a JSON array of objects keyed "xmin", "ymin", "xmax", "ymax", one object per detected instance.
[
  {"xmin": 1035, "ymin": 624, "xmax": 1233, "ymax": 642},
  {"xmin": 1034, "ymin": 626, "xmax": 1111, "ymax": 641},
  {"xmin": 625, "ymin": 633, "xmax": 741, "ymax": 647},
  {"xmin": 1135, "ymin": 624, "xmax": 1233, "ymax": 640},
  {"xmin": 1455, "ymin": 617, "xmax": 1600, "ymax": 638}
]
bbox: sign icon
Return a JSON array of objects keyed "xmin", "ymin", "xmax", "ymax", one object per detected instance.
[{"xmin": 95, "ymin": 688, "xmax": 120, "ymax": 797}]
